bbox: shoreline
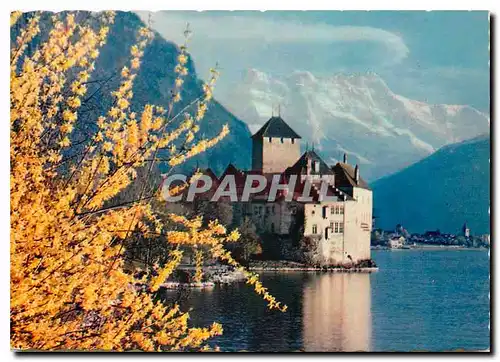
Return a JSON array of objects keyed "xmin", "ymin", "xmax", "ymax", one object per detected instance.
[
  {"xmin": 372, "ymin": 245, "xmax": 489, "ymax": 251},
  {"xmin": 160, "ymin": 281, "xmax": 215, "ymax": 289},
  {"xmin": 249, "ymin": 260, "xmax": 378, "ymax": 273},
  {"xmin": 159, "ymin": 266, "xmax": 379, "ymax": 289},
  {"xmin": 249, "ymin": 266, "xmax": 379, "ymax": 273}
]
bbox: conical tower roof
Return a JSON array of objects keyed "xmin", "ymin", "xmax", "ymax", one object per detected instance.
[{"xmin": 251, "ymin": 116, "xmax": 301, "ymax": 139}]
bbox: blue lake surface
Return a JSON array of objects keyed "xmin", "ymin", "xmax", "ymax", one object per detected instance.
[{"xmin": 163, "ymin": 249, "xmax": 490, "ymax": 352}]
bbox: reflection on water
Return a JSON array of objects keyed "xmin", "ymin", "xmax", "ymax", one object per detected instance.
[
  {"xmin": 163, "ymin": 250, "xmax": 489, "ymax": 352},
  {"xmin": 303, "ymin": 274, "xmax": 371, "ymax": 352}
]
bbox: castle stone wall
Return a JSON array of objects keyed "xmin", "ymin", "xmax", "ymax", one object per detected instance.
[
  {"xmin": 303, "ymin": 190, "xmax": 372, "ymax": 265},
  {"xmin": 253, "ymin": 137, "xmax": 300, "ymax": 173}
]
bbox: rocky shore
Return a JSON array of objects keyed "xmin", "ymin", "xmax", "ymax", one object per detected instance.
[
  {"xmin": 159, "ymin": 265, "xmax": 246, "ymax": 289},
  {"xmin": 204, "ymin": 265, "xmax": 246, "ymax": 284},
  {"xmin": 160, "ymin": 281, "xmax": 215, "ymax": 289},
  {"xmin": 249, "ymin": 260, "xmax": 378, "ymax": 273},
  {"xmin": 158, "ymin": 260, "xmax": 378, "ymax": 290}
]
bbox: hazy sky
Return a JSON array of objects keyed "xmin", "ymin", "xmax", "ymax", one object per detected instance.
[{"xmin": 138, "ymin": 11, "xmax": 490, "ymax": 112}]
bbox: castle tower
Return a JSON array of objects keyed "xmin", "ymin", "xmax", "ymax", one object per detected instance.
[{"xmin": 251, "ymin": 116, "xmax": 301, "ymax": 173}]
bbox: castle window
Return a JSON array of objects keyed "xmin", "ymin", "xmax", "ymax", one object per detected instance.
[
  {"xmin": 330, "ymin": 222, "xmax": 334, "ymax": 230},
  {"xmin": 266, "ymin": 206, "xmax": 270, "ymax": 214},
  {"xmin": 340, "ymin": 205, "xmax": 344, "ymax": 214},
  {"xmin": 331, "ymin": 207, "xmax": 335, "ymax": 215},
  {"xmin": 272, "ymin": 206, "xmax": 276, "ymax": 214},
  {"xmin": 291, "ymin": 138, "xmax": 295, "ymax": 144},
  {"xmin": 322, "ymin": 206, "xmax": 327, "ymax": 219},
  {"xmin": 312, "ymin": 224, "xmax": 318, "ymax": 234},
  {"xmin": 271, "ymin": 223, "xmax": 275, "ymax": 233},
  {"xmin": 339, "ymin": 222, "xmax": 344, "ymax": 233},
  {"xmin": 314, "ymin": 161, "xmax": 320, "ymax": 173},
  {"xmin": 268, "ymin": 137, "xmax": 272, "ymax": 143},
  {"xmin": 311, "ymin": 210, "xmax": 315, "ymax": 216},
  {"xmin": 334, "ymin": 222, "xmax": 339, "ymax": 233},
  {"xmin": 280, "ymin": 137, "xmax": 284, "ymax": 143}
]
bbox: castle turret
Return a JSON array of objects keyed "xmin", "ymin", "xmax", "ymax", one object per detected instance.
[{"xmin": 251, "ymin": 115, "xmax": 301, "ymax": 173}]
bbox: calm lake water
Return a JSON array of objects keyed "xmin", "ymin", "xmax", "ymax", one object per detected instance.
[{"xmin": 163, "ymin": 250, "xmax": 490, "ymax": 352}]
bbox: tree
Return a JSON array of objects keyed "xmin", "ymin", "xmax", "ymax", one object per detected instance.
[
  {"xmin": 456, "ymin": 235, "xmax": 467, "ymax": 246},
  {"xmin": 10, "ymin": 11, "xmax": 285, "ymax": 351},
  {"xmin": 371, "ymin": 229, "xmax": 385, "ymax": 246},
  {"xmin": 227, "ymin": 217, "xmax": 262, "ymax": 263},
  {"xmin": 193, "ymin": 198, "xmax": 233, "ymax": 226},
  {"xmin": 299, "ymin": 236, "xmax": 321, "ymax": 265}
]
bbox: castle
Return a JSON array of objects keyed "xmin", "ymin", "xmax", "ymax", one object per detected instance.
[{"xmin": 176, "ymin": 115, "xmax": 373, "ymax": 264}]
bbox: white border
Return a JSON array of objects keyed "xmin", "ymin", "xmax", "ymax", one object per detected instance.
[
  {"xmin": 1, "ymin": 1, "xmax": 496, "ymax": 361},
  {"xmin": 1, "ymin": 0, "xmax": 499, "ymax": 11}
]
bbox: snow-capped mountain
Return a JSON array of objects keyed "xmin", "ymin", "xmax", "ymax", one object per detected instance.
[{"xmin": 222, "ymin": 68, "xmax": 490, "ymax": 180}]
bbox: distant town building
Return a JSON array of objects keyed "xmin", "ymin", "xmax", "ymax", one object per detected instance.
[
  {"xmin": 388, "ymin": 235, "xmax": 405, "ymax": 249},
  {"xmin": 424, "ymin": 230, "xmax": 441, "ymax": 238},
  {"xmin": 462, "ymin": 222, "xmax": 470, "ymax": 237},
  {"xmin": 481, "ymin": 234, "xmax": 490, "ymax": 246},
  {"xmin": 395, "ymin": 224, "xmax": 404, "ymax": 234}
]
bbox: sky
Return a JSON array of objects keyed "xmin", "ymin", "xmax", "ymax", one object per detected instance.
[{"xmin": 138, "ymin": 11, "xmax": 490, "ymax": 112}]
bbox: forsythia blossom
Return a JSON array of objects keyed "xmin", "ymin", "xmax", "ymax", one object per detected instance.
[{"xmin": 10, "ymin": 12, "xmax": 284, "ymax": 353}]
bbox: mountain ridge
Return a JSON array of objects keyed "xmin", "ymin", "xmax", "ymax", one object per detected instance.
[
  {"xmin": 372, "ymin": 135, "xmax": 490, "ymax": 235},
  {"xmin": 102, "ymin": 12, "xmax": 253, "ymax": 175},
  {"xmin": 221, "ymin": 68, "xmax": 490, "ymax": 180}
]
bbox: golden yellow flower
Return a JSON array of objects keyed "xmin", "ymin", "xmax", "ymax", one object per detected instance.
[
  {"xmin": 62, "ymin": 109, "xmax": 77, "ymax": 122},
  {"xmin": 60, "ymin": 123, "xmax": 74, "ymax": 134},
  {"xmin": 97, "ymin": 116, "xmax": 106, "ymax": 128},
  {"xmin": 177, "ymin": 54, "xmax": 188, "ymax": 65},
  {"xmin": 121, "ymin": 66, "xmax": 129, "ymax": 78},
  {"xmin": 108, "ymin": 107, "xmax": 119, "ymax": 118},
  {"xmin": 67, "ymin": 97, "xmax": 81, "ymax": 109},
  {"xmin": 227, "ymin": 230, "xmax": 241, "ymax": 242},
  {"xmin": 117, "ymin": 98, "xmax": 129, "ymax": 110},
  {"xmin": 89, "ymin": 49, "xmax": 99, "ymax": 59},
  {"xmin": 10, "ymin": 13, "xmax": 286, "ymax": 353},
  {"xmin": 131, "ymin": 57, "xmax": 140, "ymax": 69},
  {"xmin": 175, "ymin": 78, "xmax": 184, "ymax": 88},
  {"xmin": 130, "ymin": 45, "xmax": 139, "ymax": 57},
  {"xmin": 58, "ymin": 136, "xmax": 71, "ymax": 147},
  {"xmin": 103, "ymin": 141, "xmax": 113, "ymax": 152}
]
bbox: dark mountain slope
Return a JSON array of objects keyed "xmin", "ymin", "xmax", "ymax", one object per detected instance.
[
  {"xmin": 12, "ymin": 11, "xmax": 252, "ymax": 175},
  {"xmin": 372, "ymin": 135, "xmax": 490, "ymax": 235},
  {"xmin": 92, "ymin": 12, "xmax": 252, "ymax": 175}
]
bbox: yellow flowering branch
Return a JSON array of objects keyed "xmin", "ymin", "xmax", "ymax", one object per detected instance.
[{"xmin": 10, "ymin": 11, "xmax": 284, "ymax": 353}]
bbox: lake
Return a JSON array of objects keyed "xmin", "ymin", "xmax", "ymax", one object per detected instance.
[{"xmin": 162, "ymin": 249, "xmax": 490, "ymax": 352}]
